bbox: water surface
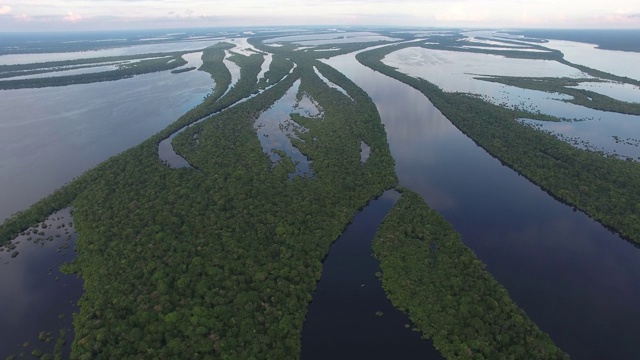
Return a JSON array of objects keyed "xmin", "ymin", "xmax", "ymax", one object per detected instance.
[
  {"xmin": 0, "ymin": 208, "xmax": 81, "ymax": 359},
  {"xmin": 301, "ymin": 190, "xmax": 442, "ymax": 359},
  {"xmin": 0, "ymin": 52, "xmax": 213, "ymax": 222},
  {"xmin": 325, "ymin": 52, "xmax": 640, "ymax": 360}
]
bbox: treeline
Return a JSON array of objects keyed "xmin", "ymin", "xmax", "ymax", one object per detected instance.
[
  {"xmin": 171, "ymin": 67, "xmax": 196, "ymax": 74},
  {"xmin": 374, "ymin": 189, "xmax": 567, "ymax": 359},
  {"xmin": 358, "ymin": 44, "xmax": 640, "ymax": 244},
  {"xmin": 0, "ymin": 55, "xmax": 188, "ymax": 90}
]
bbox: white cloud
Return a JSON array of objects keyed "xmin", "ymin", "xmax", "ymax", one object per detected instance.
[
  {"xmin": 0, "ymin": 5, "xmax": 11, "ymax": 15},
  {"xmin": 13, "ymin": 13, "xmax": 31, "ymax": 22},
  {"xmin": 64, "ymin": 11, "xmax": 83, "ymax": 22}
]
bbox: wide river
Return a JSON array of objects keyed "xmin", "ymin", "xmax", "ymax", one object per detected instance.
[
  {"xmin": 3, "ymin": 37, "xmax": 640, "ymax": 359},
  {"xmin": 324, "ymin": 52, "xmax": 640, "ymax": 360},
  {"xmin": 0, "ymin": 51, "xmax": 213, "ymax": 222}
]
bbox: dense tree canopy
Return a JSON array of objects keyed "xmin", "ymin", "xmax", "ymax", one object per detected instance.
[{"xmin": 1, "ymin": 35, "xmax": 570, "ymax": 359}]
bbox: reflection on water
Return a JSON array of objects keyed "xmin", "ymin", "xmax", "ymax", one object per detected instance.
[
  {"xmin": 383, "ymin": 47, "xmax": 586, "ymax": 91},
  {"xmin": 544, "ymin": 39, "xmax": 640, "ymax": 82},
  {"xmin": 325, "ymin": 52, "xmax": 640, "ymax": 360},
  {"xmin": 159, "ymin": 65, "xmax": 297, "ymax": 169},
  {"xmin": 257, "ymin": 53, "xmax": 272, "ymax": 84},
  {"xmin": 301, "ymin": 190, "xmax": 442, "ymax": 360},
  {"xmin": 220, "ymin": 50, "xmax": 241, "ymax": 99},
  {"xmin": 0, "ymin": 51, "xmax": 213, "ymax": 222},
  {"xmin": 0, "ymin": 208, "xmax": 81, "ymax": 359},
  {"xmin": 520, "ymin": 117, "xmax": 640, "ymax": 160},
  {"xmin": 463, "ymin": 30, "xmax": 640, "ymax": 82},
  {"xmin": 313, "ymin": 66, "xmax": 352, "ymax": 100},
  {"xmin": 384, "ymin": 46, "xmax": 640, "ymax": 158},
  {"xmin": 265, "ymin": 32, "xmax": 400, "ymax": 46},
  {"xmin": 1, "ymin": 63, "xmax": 120, "ymax": 81},
  {"xmin": 569, "ymin": 81, "xmax": 640, "ymax": 104},
  {"xmin": 360, "ymin": 141, "xmax": 371, "ymax": 164},
  {"xmin": 254, "ymin": 79, "xmax": 316, "ymax": 178},
  {"xmin": 0, "ymin": 39, "xmax": 224, "ymax": 66}
]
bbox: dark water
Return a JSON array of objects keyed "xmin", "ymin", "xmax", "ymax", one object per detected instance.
[
  {"xmin": 301, "ymin": 190, "xmax": 443, "ymax": 359},
  {"xmin": 324, "ymin": 54, "xmax": 640, "ymax": 360},
  {"xmin": 0, "ymin": 208, "xmax": 82, "ymax": 359}
]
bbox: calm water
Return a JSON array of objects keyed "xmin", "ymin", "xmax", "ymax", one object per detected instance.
[
  {"xmin": 5, "ymin": 32, "xmax": 640, "ymax": 360},
  {"xmin": 383, "ymin": 46, "xmax": 640, "ymax": 161},
  {"xmin": 0, "ymin": 51, "xmax": 213, "ymax": 222},
  {"xmin": 0, "ymin": 208, "xmax": 81, "ymax": 359},
  {"xmin": 544, "ymin": 39, "xmax": 640, "ymax": 82},
  {"xmin": 325, "ymin": 53, "xmax": 640, "ymax": 360},
  {"xmin": 301, "ymin": 190, "xmax": 442, "ymax": 359},
  {"xmin": 254, "ymin": 79, "xmax": 316, "ymax": 178},
  {"xmin": 0, "ymin": 39, "xmax": 224, "ymax": 66}
]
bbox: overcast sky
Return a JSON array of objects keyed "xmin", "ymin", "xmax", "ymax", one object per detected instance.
[{"xmin": 0, "ymin": 0, "xmax": 639, "ymax": 32}]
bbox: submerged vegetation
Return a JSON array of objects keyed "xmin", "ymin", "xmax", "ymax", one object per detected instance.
[
  {"xmin": 374, "ymin": 189, "xmax": 567, "ymax": 359},
  {"xmin": 358, "ymin": 43, "xmax": 640, "ymax": 244},
  {"xmin": 476, "ymin": 76, "xmax": 640, "ymax": 115}
]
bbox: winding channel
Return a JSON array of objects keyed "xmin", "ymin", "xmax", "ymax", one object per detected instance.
[
  {"xmin": 301, "ymin": 190, "xmax": 442, "ymax": 359},
  {"xmin": 158, "ymin": 63, "xmax": 297, "ymax": 168},
  {"xmin": 324, "ymin": 52, "xmax": 640, "ymax": 359}
]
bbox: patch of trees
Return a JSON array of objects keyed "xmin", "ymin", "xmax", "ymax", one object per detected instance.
[
  {"xmin": 171, "ymin": 67, "xmax": 196, "ymax": 74},
  {"xmin": 358, "ymin": 44, "xmax": 640, "ymax": 244},
  {"xmin": 374, "ymin": 189, "xmax": 567, "ymax": 359}
]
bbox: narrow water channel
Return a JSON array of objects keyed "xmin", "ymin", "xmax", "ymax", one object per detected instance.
[
  {"xmin": 158, "ymin": 64, "xmax": 298, "ymax": 168},
  {"xmin": 301, "ymin": 190, "xmax": 442, "ymax": 359},
  {"xmin": 324, "ymin": 53, "xmax": 640, "ymax": 359}
]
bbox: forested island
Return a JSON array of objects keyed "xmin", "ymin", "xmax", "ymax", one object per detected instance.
[
  {"xmin": 2, "ymin": 27, "xmax": 640, "ymax": 359},
  {"xmin": 357, "ymin": 39, "xmax": 640, "ymax": 245}
]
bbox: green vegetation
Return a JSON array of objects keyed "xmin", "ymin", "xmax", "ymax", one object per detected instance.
[
  {"xmin": 556, "ymin": 58, "xmax": 640, "ymax": 87},
  {"xmin": 0, "ymin": 41, "xmax": 398, "ymax": 356},
  {"xmin": 171, "ymin": 66, "xmax": 196, "ymax": 74},
  {"xmin": 0, "ymin": 55, "xmax": 188, "ymax": 89},
  {"xmin": 358, "ymin": 44, "xmax": 640, "ymax": 244},
  {"xmin": 476, "ymin": 76, "xmax": 640, "ymax": 115},
  {"xmin": 374, "ymin": 189, "xmax": 566, "ymax": 359},
  {"xmin": 1, "ymin": 34, "xmax": 578, "ymax": 359}
]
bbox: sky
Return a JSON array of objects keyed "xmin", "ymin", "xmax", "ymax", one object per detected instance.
[{"xmin": 0, "ymin": 0, "xmax": 639, "ymax": 32}]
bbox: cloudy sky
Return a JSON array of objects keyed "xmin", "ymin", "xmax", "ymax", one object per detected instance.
[{"xmin": 0, "ymin": 0, "xmax": 639, "ymax": 32}]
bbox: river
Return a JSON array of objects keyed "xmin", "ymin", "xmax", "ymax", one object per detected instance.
[
  {"xmin": 324, "ymin": 52, "xmax": 640, "ymax": 360},
  {"xmin": 4, "ymin": 33, "xmax": 640, "ymax": 359},
  {"xmin": 301, "ymin": 190, "xmax": 442, "ymax": 359}
]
